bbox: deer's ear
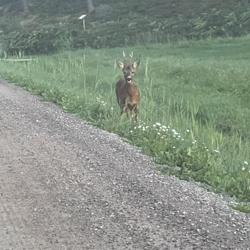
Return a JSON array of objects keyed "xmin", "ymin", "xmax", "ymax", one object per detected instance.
[
  {"xmin": 117, "ymin": 61, "xmax": 124, "ymax": 69},
  {"xmin": 132, "ymin": 60, "xmax": 140, "ymax": 69}
]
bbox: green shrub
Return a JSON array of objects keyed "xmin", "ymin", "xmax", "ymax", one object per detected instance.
[
  {"xmin": 3, "ymin": 26, "xmax": 70, "ymax": 55},
  {"xmin": 2, "ymin": 1, "xmax": 250, "ymax": 54}
]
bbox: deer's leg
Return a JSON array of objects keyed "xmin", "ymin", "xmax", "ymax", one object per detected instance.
[
  {"xmin": 121, "ymin": 105, "xmax": 128, "ymax": 118},
  {"xmin": 123, "ymin": 99, "xmax": 130, "ymax": 118},
  {"xmin": 120, "ymin": 107, "xmax": 124, "ymax": 115},
  {"xmin": 134, "ymin": 108, "xmax": 138, "ymax": 122},
  {"xmin": 127, "ymin": 103, "xmax": 134, "ymax": 121},
  {"xmin": 126, "ymin": 109, "xmax": 129, "ymax": 118},
  {"xmin": 119, "ymin": 98, "xmax": 126, "ymax": 116},
  {"xmin": 133, "ymin": 105, "xmax": 139, "ymax": 122}
]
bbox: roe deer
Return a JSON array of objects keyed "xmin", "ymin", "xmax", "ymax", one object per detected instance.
[{"xmin": 116, "ymin": 52, "xmax": 140, "ymax": 121}]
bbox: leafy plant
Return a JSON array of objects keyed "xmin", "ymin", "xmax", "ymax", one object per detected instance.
[{"xmin": 2, "ymin": 1, "xmax": 250, "ymax": 54}]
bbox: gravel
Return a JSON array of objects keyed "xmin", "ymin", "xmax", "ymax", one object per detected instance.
[{"xmin": 0, "ymin": 80, "xmax": 249, "ymax": 249}]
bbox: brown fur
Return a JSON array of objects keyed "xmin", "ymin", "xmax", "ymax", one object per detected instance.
[{"xmin": 115, "ymin": 61, "xmax": 140, "ymax": 121}]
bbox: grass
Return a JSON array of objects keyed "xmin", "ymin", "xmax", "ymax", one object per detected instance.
[{"xmin": 0, "ymin": 36, "xmax": 250, "ymax": 208}]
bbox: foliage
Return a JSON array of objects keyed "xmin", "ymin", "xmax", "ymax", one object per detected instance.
[
  {"xmin": 3, "ymin": 26, "xmax": 71, "ymax": 54},
  {"xmin": 1, "ymin": 1, "xmax": 250, "ymax": 54}
]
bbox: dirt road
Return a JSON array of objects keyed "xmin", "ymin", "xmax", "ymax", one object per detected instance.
[{"xmin": 0, "ymin": 81, "xmax": 249, "ymax": 250}]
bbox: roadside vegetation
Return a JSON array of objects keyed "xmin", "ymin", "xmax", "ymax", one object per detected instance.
[
  {"xmin": 1, "ymin": 0, "xmax": 250, "ymax": 54},
  {"xmin": 0, "ymin": 36, "xmax": 249, "ymax": 208}
]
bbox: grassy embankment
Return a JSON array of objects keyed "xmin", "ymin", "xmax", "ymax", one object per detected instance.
[{"xmin": 0, "ymin": 37, "xmax": 249, "ymax": 210}]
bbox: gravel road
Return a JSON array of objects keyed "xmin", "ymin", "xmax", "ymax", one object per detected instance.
[{"xmin": 0, "ymin": 80, "xmax": 249, "ymax": 250}]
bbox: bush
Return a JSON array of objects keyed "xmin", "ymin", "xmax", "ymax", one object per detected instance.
[
  {"xmin": 3, "ymin": 26, "xmax": 70, "ymax": 55},
  {"xmin": 2, "ymin": 2, "xmax": 250, "ymax": 55}
]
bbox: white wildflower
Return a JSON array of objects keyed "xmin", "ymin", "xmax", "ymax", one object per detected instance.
[
  {"xmin": 242, "ymin": 167, "xmax": 246, "ymax": 171},
  {"xmin": 244, "ymin": 161, "xmax": 248, "ymax": 165}
]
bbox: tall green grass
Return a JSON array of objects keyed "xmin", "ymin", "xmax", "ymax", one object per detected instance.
[{"xmin": 0, "ymin": 37, "xmax": 249, "ymax": 205}]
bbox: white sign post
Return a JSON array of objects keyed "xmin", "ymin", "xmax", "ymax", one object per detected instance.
[{"xmin": 78, "ymin": 14, "xmax": 87, "ymax": 31}]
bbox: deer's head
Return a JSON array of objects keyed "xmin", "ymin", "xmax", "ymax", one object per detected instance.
[{"xmin": 117, "ymin": 52, "xmax": 140, "ymax": 84}]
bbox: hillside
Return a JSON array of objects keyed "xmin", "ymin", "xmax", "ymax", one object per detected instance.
[{"xmin": 1, "ymin": 0, "xmax": 250, "ymax": 54}]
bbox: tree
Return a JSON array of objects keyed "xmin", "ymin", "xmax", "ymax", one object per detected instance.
[
  {"xmin": 87, "ymin": 0, "xmax": 95, "ymax": 13},
  {"xmin": 21, "ymin": 0, "xmax": 29, "ymax": 14}
]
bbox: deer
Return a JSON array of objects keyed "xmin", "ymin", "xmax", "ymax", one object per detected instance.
[{"xmin": 116, "ymin": 51, "xmax": 140, "ymax": 121}]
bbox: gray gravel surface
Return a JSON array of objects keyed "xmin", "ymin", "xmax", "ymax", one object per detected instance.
[{"xmin": 0, "ymin": 80, "xmax": 249, "ymax": 250}]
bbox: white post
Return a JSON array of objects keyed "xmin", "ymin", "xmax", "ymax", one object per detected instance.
[
  {"xmin": 78, "ymin": 14, "xmax": 87, "ymax": 31},
  {"xmin": 83, "ymin": 19, "xmax": 86, "ymax": 31}
]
